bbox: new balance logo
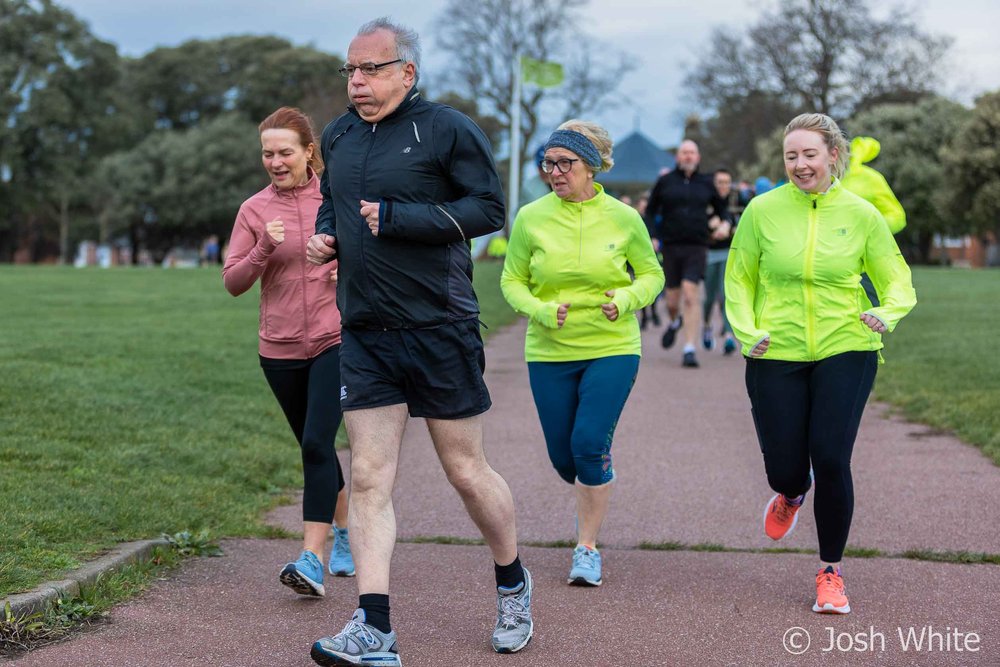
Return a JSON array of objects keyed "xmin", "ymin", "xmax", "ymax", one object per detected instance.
[
  {"xmin": 401, "ymin": 146, "xmax": 412, "ymax": 154},
  {"xmin": 340, "ymin": 386, "xmax": 348, "ymax": 401}
]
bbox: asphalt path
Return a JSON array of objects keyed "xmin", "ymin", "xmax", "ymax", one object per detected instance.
[{"xmin": 12, "ymin": 318, "xmax": 1000, "ymax": 666}]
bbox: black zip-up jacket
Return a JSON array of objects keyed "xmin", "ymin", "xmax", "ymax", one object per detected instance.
[
  {"xmin": 315, "ymin": 89, "xmax": 505, "ymax": 330},
  {"xmin": 645, "ymin": 168, "xmax": 727, "ymax": 246}
]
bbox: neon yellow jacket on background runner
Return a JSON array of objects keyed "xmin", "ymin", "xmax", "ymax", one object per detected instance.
[
  {"xmin": 840, "ymin": 136, "xmax": 907, "ymax": 234},
  {"xmin": 725, "ymin": 180, "xmax": 916, "ymax": 361},
  {"xmin": 501, "ymin": 184, "xmax": 664, "ymax": 362}
]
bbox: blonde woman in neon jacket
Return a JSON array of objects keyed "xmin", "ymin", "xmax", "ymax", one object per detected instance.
[
  {"xmin": 725, "ymin": 113, "xmax": 915, "ymax": 615},
  {"xmin": 501, "ymin": 120, "xmax": 663, "ymax": 587}
]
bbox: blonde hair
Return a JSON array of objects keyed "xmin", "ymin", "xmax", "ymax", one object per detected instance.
[
  {"xmin": 557, "ymin": 119, "xmax": 614, "ymax": 173},
  {"xmin": 783, "ymin": 113, "xmax": 850, "ymax": 179}
]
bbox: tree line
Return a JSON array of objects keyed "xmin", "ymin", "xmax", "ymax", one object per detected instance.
[
  {"xmin": 681, "ymin": 0, "xmax": 999, "ymax": 263},
  {"xmin": 2, "ymin": 0, "xmax": 625, "ymax": 264},
  {"xmin": 1, "ymin": 0, "xmax": 350, "ymax": 263},
  {"xmin": 2, "ymin": 0, "xmax": 996, "ymax": 265}
]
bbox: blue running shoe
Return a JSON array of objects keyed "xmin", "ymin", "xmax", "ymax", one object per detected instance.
[
  {"xmin": 311, "ymin": 609, "xmax": 401, "ymax": 666},
  {"xmin": 328, "ymin": 527, "xmax": 356, "ymax": 577},
  {"xmin": 723, "ymin": 336, "xmax": 738, "ymax": 355},
  {"xmin": 568, "ymin": 545, "xmax": 602, "ymax": 586},
  {"xmin": 279, "ymin": 550, "xmax": 325, "ymax": 597},
  {"xmin": 492, "ymin": 568, "xmax": 533, "ymax": 653}
]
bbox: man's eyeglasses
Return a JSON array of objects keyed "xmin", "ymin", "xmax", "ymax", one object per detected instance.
[
  {"xmin": 540, "ymin": 158, "xmax": 580, "ymax": 174},
  {"xmin": 339, "ymin": 59, "xmax": 403, "ymax": 78}
]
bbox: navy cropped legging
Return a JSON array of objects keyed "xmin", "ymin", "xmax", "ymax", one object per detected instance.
[{"xmin": 527, "ymin": 355, "xmax": 640, "ymax": 486}]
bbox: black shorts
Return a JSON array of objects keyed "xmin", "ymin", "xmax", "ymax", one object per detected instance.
[
  {"xmin": 661, "ymin": 243, "xmax": 707, "ymax": 288},
  {"xmin": 340, "ymin": 319, "xmax": 492, "ymax": 419}
]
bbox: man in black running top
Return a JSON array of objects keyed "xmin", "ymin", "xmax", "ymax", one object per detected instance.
[
  {"xmin": 305, "ymin": 16, "xmax": 533, "ymax": 667},
  {"xmin": 645, "ymin": 139, "xmax": 727, "ymax": 368}
]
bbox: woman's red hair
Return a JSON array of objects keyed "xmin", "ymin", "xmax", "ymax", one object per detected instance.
[{"xmin": 259, "ymin": 107, "xmax": 323, "ymax": 174}]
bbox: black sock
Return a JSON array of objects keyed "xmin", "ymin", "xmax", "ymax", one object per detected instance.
[
  {"xmin": 494, "ymin": 555, "xmax": 525, "ymax": 591},
  {"xmin": 358, "ymin": 593, "xmax": 391, "ymax": 634}
]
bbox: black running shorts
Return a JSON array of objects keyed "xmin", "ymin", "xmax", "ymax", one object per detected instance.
[
  {"xmin": 339, "ymin": 319, "xmax": 492, "ymax": 419},
  {"xmin": 662, "ymin": 243, "xmax": 708, "ymax": 288}
]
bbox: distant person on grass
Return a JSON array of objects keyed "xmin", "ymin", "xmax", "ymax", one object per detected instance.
[
  {"xmin": 223, "ymin": 106, "xmax": 354, "ymax": 599},
  {"xmin": 305, "ymin": 18, "xmax": 532, "ymax": 666},
  {"xmin": 726, "ymin": 113, "xmax": 916, "ymax": 615},
  {"xmin": 501, "ymin": 120, "xmax": 663, "ymax": 587}
]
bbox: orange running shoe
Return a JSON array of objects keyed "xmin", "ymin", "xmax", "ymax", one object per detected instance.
[
  {"xmin": 813, "ymin": 566, "xmax": 851, "ymax": 614},
  {"xmin": 763, "ymin": 493, "xmax": 802, "ymax": 540}
]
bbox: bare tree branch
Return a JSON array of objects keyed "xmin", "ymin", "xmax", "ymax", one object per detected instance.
[
  {"xmin": 433, "ymin": 0, "xmax": 631, "ymax": 173},
  {"xmin": 686, "ymin": 0, "xmax": 950, "ymax": 119}
]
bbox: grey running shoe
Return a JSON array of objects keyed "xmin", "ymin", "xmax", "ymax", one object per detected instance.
[
  {"xmin": 311, "ymin": 609, "xmax": 401, "ymax": 666},
  {"xmin": 491, "ymin": 568, "xmax": 534, "ymax": 654}
]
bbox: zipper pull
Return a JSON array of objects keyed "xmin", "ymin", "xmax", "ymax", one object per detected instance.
[{"xmin": 813, "ymin": 200, "xmax": 817, "ymax": 209}]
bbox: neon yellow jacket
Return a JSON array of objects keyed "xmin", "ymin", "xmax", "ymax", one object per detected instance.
[
  {"xmin": 501, "ymin": 184, "xmax": 664, "ymax": 362},
  {"xmin": 841, "ymin": 137, "xmax": 906, "ymax": 234},
  {"xmin": 725, "ymin": 181, "xmax": 915, "ymax": 361}
]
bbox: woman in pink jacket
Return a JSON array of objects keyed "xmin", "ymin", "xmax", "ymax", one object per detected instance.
[{"xmin": 224, "ymin": 107, "xmax": 353, "ymax": 597}]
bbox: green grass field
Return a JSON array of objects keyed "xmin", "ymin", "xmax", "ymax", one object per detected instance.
[
  {"xmin": 0, "ymin": 262, "xmax": 515, "ymax": 597},
  {"xmin": 875, "ymin": 267, "xmax": 1000, "ymax": 465},
  {"xmin": 0, "ymin": 264, "xmax": 994, "ymax": 597}
]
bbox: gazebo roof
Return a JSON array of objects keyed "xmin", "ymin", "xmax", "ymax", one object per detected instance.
[{"xmin": 597, "ymin": 130, "xmax": 675, "ymax": 187}]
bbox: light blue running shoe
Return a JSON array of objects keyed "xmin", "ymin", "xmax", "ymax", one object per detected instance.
[
  {"xmin": 279, "ymin": 549, "xmax": 325, "ymax": 597},
  {"xmin": 568, "ymin": 545, "xmax": 602, "ymax": 586},
  {"xmin": 311, "ymin": 609, "xmax": 401, "ymax": 666},
  {"xmin": 328, "ymin": 526, "xmax": 356, "ymax": 577}
]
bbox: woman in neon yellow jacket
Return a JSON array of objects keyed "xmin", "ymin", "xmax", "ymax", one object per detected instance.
[
  {"xmin": 841, "ymin": 136, "xmax": 906, "ymax": 234},
  {"xmin": 501, "ymin": 120, "xmax": 663, "ymax": 587},
  {"xmin": 725, "ymin": 113, "xmax": 915, "ymax": 615}
]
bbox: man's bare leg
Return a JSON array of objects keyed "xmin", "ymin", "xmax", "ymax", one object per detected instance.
[
  {"xmin": 345, "ymin": 404, "xmax": 409, "ymax": 594},
  {"xmin": 665, "ymin": 286, "xmax": 681, "ymax": 323},
  {"xmin": 681, "ymin": 279, "xmax": 702, "ymax": 349},
  {"xmin": 426, "ymin": 414, "xmax": 517, "ymax": 565}
]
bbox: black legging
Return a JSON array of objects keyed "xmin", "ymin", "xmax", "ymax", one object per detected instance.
[
  {"xmin": 261, "ymin": 344, "xmax": 345, "ymax": 524},
  {"xmin": 745, "ymin": 351, "xmax": 877, "ymax": 562}
]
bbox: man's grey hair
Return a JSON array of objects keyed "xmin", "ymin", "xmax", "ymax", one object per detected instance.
[{"xmin": 357, "ymin": 17, "xmax": 421, "ymax": 82}]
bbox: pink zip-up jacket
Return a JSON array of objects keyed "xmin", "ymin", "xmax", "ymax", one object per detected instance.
[{"xmin": 223, "ymin": 170, "xmax": 341, "ymax": 359}]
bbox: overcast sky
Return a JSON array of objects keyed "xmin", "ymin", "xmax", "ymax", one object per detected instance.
[{"xmin": 58, "ymin": 0, "xmax": 1000, "ymax": 148}]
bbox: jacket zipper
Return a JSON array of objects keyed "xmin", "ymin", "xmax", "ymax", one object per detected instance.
[
  {"xmin": 578, "ymin": 205, "xmax": 584, "ymax": 264},
  {"xmin": 293, "ymin": 188, "xmax": 311, "ymax": 354},
  {"xmin": 804, "ymin": 198, "xmax": 819, "ymax": 359},
  {"xmin": 360, "ymin": 122, "xmax": 389, "ymax": 330}
]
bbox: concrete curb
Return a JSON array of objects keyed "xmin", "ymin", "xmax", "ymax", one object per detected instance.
[{"xmin": 2, "ymin": 539, "xmax": 170, "ymax": 620}]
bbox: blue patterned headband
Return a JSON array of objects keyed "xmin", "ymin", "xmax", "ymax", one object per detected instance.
[{"xmin": 544, "ymin": 130, "xmax": 602, "ymax": 169}]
